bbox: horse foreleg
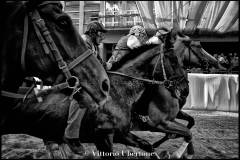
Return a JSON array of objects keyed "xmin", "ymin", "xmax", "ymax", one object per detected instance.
[
  {"xmin": 114, "ymin": 131, "xmax": 154, "ymax": 152},
  {"xmin": 176, "ymin": 111, "xmax": 195, "ymax": 157},
  {"xmin": 153, "ymin": 120, "xmax": 192, "ymax": 159},
  {"xmin": 176, "ymin": 110, "xmax": 195, "ymax": 129},
  {"xmin": 153, "ymin": 111, "xmax": 195, "ymax": 149},
  {"xmin": 114, "ymin": 131, "xmax": 161, "ymax": 159},
  {"xmin": 152, "ymin": 134, "xmax": 169, "ymax": 148},
  {"xmin": 94, "ymin": 132, "xmax": 114, "ymax": 160}
]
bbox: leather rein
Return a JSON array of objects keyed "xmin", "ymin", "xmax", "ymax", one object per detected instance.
[{"xmin": 1, "ymin": 3, "xmax": 93, "ymax": 101}]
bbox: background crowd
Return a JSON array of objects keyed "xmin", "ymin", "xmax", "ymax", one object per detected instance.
[{"xmin": 190, "ymin": 52, "xmax": 239, "ymax": 74}]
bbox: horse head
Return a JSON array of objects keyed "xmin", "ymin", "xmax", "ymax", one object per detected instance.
[
  {"xmin": 172, "ymin": 32, "xmax": 226, "ymax": 71},
  {"xmin": 0, "ymin": 1, "xmax": 110, "ymax": 106}
]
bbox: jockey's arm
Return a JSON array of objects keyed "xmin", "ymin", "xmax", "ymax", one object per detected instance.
[
  {"xmin": 145, "ymin": 36, "xmax": 162, "ymax": 45},
  {"xmin": 127, "ymin": 35, "xmax": 142, "ymax": 49},
  {"xmin": 127, "ymin": 35, "xmax": 162, "ymax": 49}
]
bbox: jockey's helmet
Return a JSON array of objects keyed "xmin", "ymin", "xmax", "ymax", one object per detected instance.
[{"xmin": 129, "ymin": 25, "xmax": 148, "ymax": 44}]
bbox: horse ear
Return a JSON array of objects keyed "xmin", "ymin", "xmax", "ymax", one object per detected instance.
[
  {"xmin": 182, "ymin": 38, "xmax": 191, "ymax": 46},
  {"xmin": 25, "ymin": 0, "xmax": 43, "ymax": 10}
]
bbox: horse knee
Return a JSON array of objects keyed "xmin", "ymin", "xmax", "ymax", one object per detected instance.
[
  {"xmin": 184, "ymin": 131, "xmax": 192, "ymax": 143},
  {"xmin": 187, "ymin": 116, "xmax": 195, "ymax": 129}
]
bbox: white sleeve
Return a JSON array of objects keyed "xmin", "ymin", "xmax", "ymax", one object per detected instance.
[{"xmin": 127, "ymin": 35, "xmax": 141, "ymax": 49}]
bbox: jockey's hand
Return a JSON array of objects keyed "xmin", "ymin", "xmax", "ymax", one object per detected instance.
[
  {"xmin": 127, "ymin": 35, "xmax": 141, "ymax": 49},
  {"xmin": 106, "ymin": 62, "xmax": 112, "ymax": 70},
  {"xmin": 147, "ymin": 36, "xmax": 162, "ymax": 45}
]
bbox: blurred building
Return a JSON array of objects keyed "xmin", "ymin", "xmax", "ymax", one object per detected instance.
[
  {"xmin": 62, "ymin": 1, "xmax": 239, "ymax": 62},
  {"xmin": 62, "ymin": 1, "xmax": 141, "ymax": 61}
]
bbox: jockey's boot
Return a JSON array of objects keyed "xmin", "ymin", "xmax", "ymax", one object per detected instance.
[{"xmin": 63, "ymin": 137, "xmax": 84, "ymax": 155}]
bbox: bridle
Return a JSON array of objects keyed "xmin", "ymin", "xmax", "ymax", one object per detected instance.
[{"xmin": 1, "ymin": 2, "xmax": 94, "ymax": 101}]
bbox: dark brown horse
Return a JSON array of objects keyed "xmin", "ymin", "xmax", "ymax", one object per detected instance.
[
  {"xmin": 1, "ymin": 1, "xmax": 110, "ymax": 158},
  {"xmin": 129, "ymin": 31, "xmax": 227, "ymax": 159}
]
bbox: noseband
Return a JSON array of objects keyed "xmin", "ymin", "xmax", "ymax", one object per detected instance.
[{"xmin": 1, "ymin": 3, "xmax": 93, "ymax": 100}]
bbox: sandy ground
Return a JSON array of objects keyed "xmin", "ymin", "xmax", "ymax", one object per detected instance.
[{"xmin": 1, "ymin": 110, "xmax": 239, "ymax": 159}]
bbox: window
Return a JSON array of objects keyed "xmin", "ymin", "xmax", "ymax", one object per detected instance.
[
  {"xmin": 63, "ymin": 1, "xmax": 80, "ymax": 31},
  {"xmin": 84, "ymin": 11, "xmax": 99, "ymax": 24},
  {"xmin": 104, "ymin": 1, "xmax": 142, "ymax": 28}
]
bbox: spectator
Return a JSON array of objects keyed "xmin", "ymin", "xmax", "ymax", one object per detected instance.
[
  {"xmin": 81, "ymin": 21, "xmax": 107, "ymax": 64},
  {"xmin": 63, "ymin": 22, "xmax": 107, "ymax": 155},
  {"xmin": 229, "ymin": 52, "xmax": 239, "ymax": 72},
  {"xmin": 213, "ymin": 53, "xmax": 218, "ymax": 60},
  {"xmin": 218, "ymin": 53, "xmax": 228, "ymax": 68}
]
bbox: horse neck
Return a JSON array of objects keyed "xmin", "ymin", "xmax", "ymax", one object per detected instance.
[
  {"xmin": 119, "ymin": 46, "xmax": 160, "ymax": 78},
  {"xmin": 109, "ymin": 47, "xmax": 160, "ymax": 107},
  {"xmin": 173, "ymin": 40, "xmax": 188, "ymax": 68},
  {"xmin": 109, "ymin": 74, "xmax": 145, "ymax": 108}
]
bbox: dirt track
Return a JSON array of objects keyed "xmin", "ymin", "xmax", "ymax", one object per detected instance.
[{"xmin": 1, "ymin": 110, "xmax": 239, "ymax": 159}]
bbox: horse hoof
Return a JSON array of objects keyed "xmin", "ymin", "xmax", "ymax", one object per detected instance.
[
  {"xmin": 186, "ymin": 154, "xmax": 194, "ymax": 159},
  {"xmin": 181, "ymin": 153, "xmax": 194, "ymax": 159},
  {"xmin": 159, "ymin": 150, "xmax": 171, "ymax": 159}
]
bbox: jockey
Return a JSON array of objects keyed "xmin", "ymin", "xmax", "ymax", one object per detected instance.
[
  {"xmin": 81, "ymin": 21, "xmax": 107, "ymax": 64},
  {"xmin": 106, "ymin": 25, "xmax": 169, "ymax": 70}
]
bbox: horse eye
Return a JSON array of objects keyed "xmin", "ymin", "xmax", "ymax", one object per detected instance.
[
  {"xmin": 58, "ymin": 20, "xmax": 68, "ymax": 28},
  {"xmin": 57, "ymin": 16, "xmax": 70, "ymax": 30}
]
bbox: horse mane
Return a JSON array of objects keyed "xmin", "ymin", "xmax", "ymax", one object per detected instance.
[
  {"xmin": 119, "ymin": 45, "xmax": 161, "ymax": 74},
  {"xmin": 0, "ymin": 2, "xmax": 26, "ymax": 86},
  {"xmin": 112, "ymin": 44, "xmax": 160, "ymax": 72}
]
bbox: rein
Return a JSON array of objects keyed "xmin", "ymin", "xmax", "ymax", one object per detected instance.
[
  {"xmin": 1, "ymin": 3, "xmax": 93, "ymax": 101},
  {"xmin": 107, "ymin": 71, "xmax": 165, "ymax": 85}
]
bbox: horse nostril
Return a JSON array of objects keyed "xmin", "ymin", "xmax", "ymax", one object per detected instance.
[{"xmin": 101, "ymin": 79, "xmax": 110, "ymax": 93}]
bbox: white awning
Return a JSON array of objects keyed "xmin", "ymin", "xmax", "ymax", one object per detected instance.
[{"xmin": 136, "ymin": 1, "xmax": 239, "ymax": 33}]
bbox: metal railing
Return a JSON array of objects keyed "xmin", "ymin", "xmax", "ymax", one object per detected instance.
[{"xmin": 99, "ymin": 13, "xmax": 143, "ymax": 28}]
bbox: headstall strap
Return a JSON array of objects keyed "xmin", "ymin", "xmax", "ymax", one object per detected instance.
[
  {"xmin": 160, "ymin": 44, "xmax": 167, "ymax": 80},
  {"xmin": 28, "ymin": 8, "xmax": 88, "ymax": 96},
  {"xmin": 151, "ymin": 43, "xmax": 167, "ymax": 82},
  {"xmin": 29, "ymin": 10, "xmax": 72, "ymax": 80}
]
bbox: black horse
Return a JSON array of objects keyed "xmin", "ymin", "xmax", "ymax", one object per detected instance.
[
  {"xmin": 0, "ymin": 1, "xmax": 110, "ymax": 106},
  {"xmin": 1, "ymin": 1, "xmax": 110, "ymax": 158}
]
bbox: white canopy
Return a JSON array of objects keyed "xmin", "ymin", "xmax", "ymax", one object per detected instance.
[{"xmin": 136, "ymin": 1, "xmax": 239, "ymax": 33}]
